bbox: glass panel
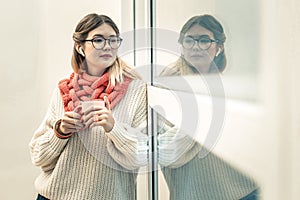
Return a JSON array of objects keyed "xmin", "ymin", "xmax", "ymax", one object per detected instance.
[
  {"xmin": 120, "ymin": 1, "xmax": 158, "ymax": 199},
  {"xmin": 153, "ymin": 0, "xmax": 260, "ymax": 199},
  {"xmin": 119, "ymin": 1, "xmax": 151, "ymax": 199}
]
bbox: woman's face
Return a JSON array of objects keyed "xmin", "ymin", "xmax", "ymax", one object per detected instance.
[
  {"xmin": 182, "ymin": 24, "xmax": 219, "ymax": 73},
  {"xmin": 82, "ymin": 23, "xmax": 118, "ymax": 76}
]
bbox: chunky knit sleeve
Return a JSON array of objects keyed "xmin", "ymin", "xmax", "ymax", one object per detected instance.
[
  {"xmin": 157, "ymin": 115, "xmax": 201, "ymax": 168},
  {"xmin": 29, "ymin": 87, "xmax": 68, "ymax": 172},
  {"xmin": 105, "ymin": 80, "xmax": 149, "ymax": 170}
]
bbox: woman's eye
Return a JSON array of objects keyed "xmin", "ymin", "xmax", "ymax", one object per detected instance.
[
  {"xmin": 109, "ymin": 37, "xmax": 120, "ymax": 43},
  {"xmin": 184, "ymin": 38, "xmax": 194, "ymax": 44},
  {"xmin": 199, "ymin": 38, "xmax": 211, "ymax": 43},
  {"xmin": 93, "ymin": 38, "xmax": 104, "ymax": 43}
]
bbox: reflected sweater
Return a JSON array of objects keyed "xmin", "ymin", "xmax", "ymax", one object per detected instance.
[
  {"xmin": 158, "ymin": 58, "xmax": 259, "ymax": 199},
  {"xmin": 29, "ymin": 79, "xmax": 148, "ymax": 200}
]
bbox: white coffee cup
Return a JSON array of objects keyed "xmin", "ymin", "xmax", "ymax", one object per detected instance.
[{"xmin": 81, "ymin": 100, "xmax": 105, "ymax": 113}]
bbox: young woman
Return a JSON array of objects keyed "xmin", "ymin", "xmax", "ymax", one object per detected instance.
[{"xmin": 30, "ymin": 13, "xmax": 148, "ymax": 200}]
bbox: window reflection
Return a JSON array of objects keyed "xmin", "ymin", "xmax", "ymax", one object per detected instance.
[
  {"xmin": 155, "ymin": 14, "xmax": 260, "ymax": 200},
  {"xmin": 160, "ymin": 15, "xmax": 226, "ymax": 76}
]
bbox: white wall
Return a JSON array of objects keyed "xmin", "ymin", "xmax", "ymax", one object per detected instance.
[
  {"xmin": 265, "ymin": 0, "xmax": 300, "ymax": 199},
  {"xmin": 0, "ymin": 0, "xmax": 40, "ymax": 199}
]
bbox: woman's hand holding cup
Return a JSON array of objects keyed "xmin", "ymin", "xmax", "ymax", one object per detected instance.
[{"xmin": 81, "ymin": 96, "xmax": 115, "ymax": 132}]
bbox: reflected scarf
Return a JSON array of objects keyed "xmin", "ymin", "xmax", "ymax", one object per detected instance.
[
  {"xmin": 58, "ymin": 71, "xmax": 132, "ymax": 112},
  {"xmin": 159, "ymin": 57, "xmax": 199, "ymax": 76},
  {"xmin": 159, "ymin": 57, "xmax": 218, "ymax": 76}
]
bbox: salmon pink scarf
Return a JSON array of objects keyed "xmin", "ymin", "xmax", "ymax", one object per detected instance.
[{"xmin": 58, "ymin": 71, "xmax": 131, "ymax": 112}]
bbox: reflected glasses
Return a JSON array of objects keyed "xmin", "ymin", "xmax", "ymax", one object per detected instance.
[
  {"xmin": 83, "ymin": 36, "xmax": 123, "ymax": 50},
  {"xmin": 182, "ymin": 36, "xmax": 218, "ymax": 50}
]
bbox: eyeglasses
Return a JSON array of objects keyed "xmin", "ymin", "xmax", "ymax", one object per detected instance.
[
  {"xmin": 83, "ymin": 36, "xmax": 123, "ymax": 50},
  {"xmin": 182, "ymin": 36, "xmax": 218, "ymax": 50}
]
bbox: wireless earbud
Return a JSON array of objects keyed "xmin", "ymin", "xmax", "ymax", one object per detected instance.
[
  {"xmin": 79, "ymin": 47, "xmax": 85, "ymax": 56},
  {"xmin": 216, "ymin": 48, "xmax": 221, "ymax": 57}
]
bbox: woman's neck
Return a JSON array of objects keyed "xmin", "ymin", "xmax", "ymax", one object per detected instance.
[{"xmin": 87, "ymin": 69, "xmax": 105, "ymax": 77}]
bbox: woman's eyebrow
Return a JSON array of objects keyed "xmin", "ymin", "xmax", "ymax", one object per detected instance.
[
  {"xmin": 186, "ymin": 34, "xmax": 211, "ymax": 38},
  {"xmin": 92, "ymin": 34, "xmax": 117, "ymax": 38},
  {"xmin": 92, "ymin": 34, "xmax": 103, "ymax": 37}
]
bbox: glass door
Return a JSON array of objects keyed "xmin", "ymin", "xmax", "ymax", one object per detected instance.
[{"xmin": 149, "ymin": 0, "xmax": 261, "ymax": 199}]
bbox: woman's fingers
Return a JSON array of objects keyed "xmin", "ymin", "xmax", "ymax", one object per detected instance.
[
  {"xmin": 104, "ymin": 96, "xmax": 111, "ymax": 110},
  {"xmin": 89, "ymin": 114, "xmax": 114, "ymax": 132},
  {"xmin": 80, "ymin": 99, "xmax": 114, "ymax": 131},
  {"xmin": 61, "ymin": 120, "xmax": 84, "ymax": 129},
  {"xmin": 62, "ymin": 116, "xmax": 84, "ymax": 128},
  {"xmin": 65, "ymin": 111, "xmax": 81, "ymax": 119},
  {"xmin": 83, "ymin": 101, "xmax": 105, "ymax": 115},
  {"xmin": 60, "ymin": 111, "xmax": 84, "ymax": 134},
  {"xmin": 82, "ymin": 108, "xmax": 108, "ymax": 123},
  {"xmin": 83, "ymin": 110, "xmax": 114, "ymax": 131},
  {"xmin": 84, "ymin": 112, "xmax": 107, "ymax": 127},
  {"xmin": 84, "ymin": 116, "xmax": 95, "ymax": 128}
]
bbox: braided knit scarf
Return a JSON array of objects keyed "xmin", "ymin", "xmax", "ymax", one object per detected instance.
[{"xmin": 58, "ymin": 71, "xmax": 132, "ymax": 112}]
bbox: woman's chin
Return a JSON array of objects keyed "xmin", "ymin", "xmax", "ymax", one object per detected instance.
[{"xmin": 191, "ymin": 64, "xmax": 210, "ymax": 73}]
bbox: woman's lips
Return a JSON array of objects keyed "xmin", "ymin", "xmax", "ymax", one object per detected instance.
[
  {"xmin": 100, "ymin": 54, "xmax": 112, "ymax": 58},
  {"xmin": 190, "ymin": 54, "xmax": 204, "ymax": 57}
]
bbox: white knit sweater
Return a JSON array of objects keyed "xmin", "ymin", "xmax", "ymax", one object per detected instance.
[
  {"xmin": 30, "ymin": 76, "xmax": 258, "ymax": 200},
  {"xmin": 30, "ymin": 79, "xmax": 148, "ymax": 200}
]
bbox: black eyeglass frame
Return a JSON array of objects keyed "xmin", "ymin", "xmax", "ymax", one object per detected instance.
[
  {"xmin": 182, "ymin": 36, "xmax": 219, "ymax": 50},
  {"xmin": 83, "ymin": 36, "xmax": 123, "ymax": 50}
]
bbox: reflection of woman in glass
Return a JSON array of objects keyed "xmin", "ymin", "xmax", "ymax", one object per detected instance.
[
  {"xmin": 29, "ymin": 13, "xmax": 147, "ymax": 200},
  {"xmin": 160, "ymin": 14, "xmax": 226, "ymax": 75},
  {"xmin": 159, "ymin": 15, "xmax": 259, "ymax": 200}
]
